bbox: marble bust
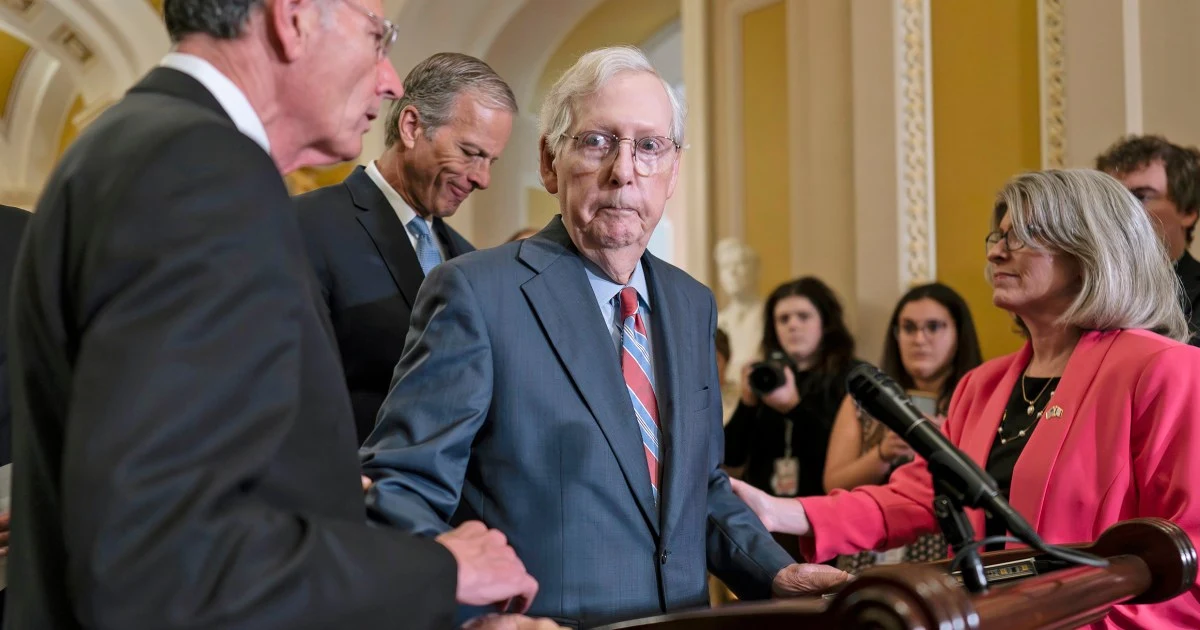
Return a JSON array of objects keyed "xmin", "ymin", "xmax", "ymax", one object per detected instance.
[{"xmin": 714, "ymin": 238, "xmax": 764, "ymax": 422}]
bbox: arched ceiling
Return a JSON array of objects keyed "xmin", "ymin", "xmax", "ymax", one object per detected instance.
[{"xmin": 0, "ymin": 0, "xmax": 168, "ymax": 205}]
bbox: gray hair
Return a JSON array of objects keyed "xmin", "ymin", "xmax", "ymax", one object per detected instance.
[
  {"xmin": 539, "ymin": 45, "xmax": 686, "ymax": 159},
  {"xmin": 164, "ymin": 0, "xmax": 259, "ymax": 42},
  {"xmin": 989, "ymin": 169, "xmax": 1189, "ymax": 342},
  {"xmin": 384, "ymin": 53, "xmax": 517, "ymax": 148},
  {"xmin": 163, "ymin": 0, "xmax": 335, "ymax": 42}
]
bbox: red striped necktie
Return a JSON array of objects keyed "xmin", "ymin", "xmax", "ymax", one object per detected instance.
[{"xmin": 619, "ymin": 287, "xmax": 661, "ymax": 501}]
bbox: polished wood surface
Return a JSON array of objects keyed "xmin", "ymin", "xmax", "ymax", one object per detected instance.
[{"xmin": 595, "ymin": 518, "xmax": 1196, "ymax": 630}]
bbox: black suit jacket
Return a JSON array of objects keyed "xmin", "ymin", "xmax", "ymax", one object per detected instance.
[
  {"xmin": 0, "ymin": 204, "xmax": 29, "ymax": 626},
  {"xmin": 294, "ymin": 166, "xmax": 473, "ymax": 442},
  {"xmin": 0, "ymin": 204, "xmax": 30, "ymax": 467},
  {"xmin": 1177, "ymin": 250, "xmax": 1200, "ymax": 347},
  {"xmin": 5, "ymin": 67, "xmax": 456, "ymax": 630}
]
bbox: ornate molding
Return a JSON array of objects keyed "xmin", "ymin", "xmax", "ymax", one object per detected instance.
[
  {"xmin": 896, "ymin": 0, "xmax": 935, "ymax": 286},
  {"xmin": 1039, "ymin": 0, "xmax": 1066, "ymax": 168}
]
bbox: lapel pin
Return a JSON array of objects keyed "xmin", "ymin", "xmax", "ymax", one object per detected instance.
[{"xmin": 1043, "ymin": 405, "xmax": 1064, "ymax": 420}]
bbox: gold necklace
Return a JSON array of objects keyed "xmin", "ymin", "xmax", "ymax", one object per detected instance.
[
  {"xmin": 998, "ymin": 374, "xmax": 1060, "ymax": 445},
  {"xmin": 1020, "ymin": 372, "xmax": 1057, "ymax": 417}
]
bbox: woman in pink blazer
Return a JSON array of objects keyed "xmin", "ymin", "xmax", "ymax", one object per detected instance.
[{"xmin": 732, "ymin": 169, "xmax": 1200, "ymax": 629}]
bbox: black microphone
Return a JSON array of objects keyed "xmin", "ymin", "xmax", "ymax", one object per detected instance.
[{"xmin": 845, "ymin": 362, "xmax": 1041, "ymax": 548}]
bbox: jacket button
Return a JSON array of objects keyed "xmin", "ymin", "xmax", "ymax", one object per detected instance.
[{"xmin": 659, "ymin": 550, "xmax": 670, "ymax": 565}]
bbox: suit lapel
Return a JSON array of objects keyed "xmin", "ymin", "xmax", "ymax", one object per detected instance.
[
  {"xmin": 643, "ymin": 255, "xmax": 691, "ymax": 536},
  {"xmin": 347, "ymin": 167, "xmax": 424, "ymax": 307},
  {"xmin": 519, "ymin": 219, "xmax": 661, "ymax": 535},
  {"xmin": 1009, "ymin": 330, "xmax": 1116, "ymax": 533},
  {"xmin": 432, "ymin": 217, "xmax": 468, "ymax": 258}
]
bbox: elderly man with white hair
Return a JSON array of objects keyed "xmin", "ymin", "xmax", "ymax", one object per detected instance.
[{"xmin": 361, "ymin": 45, "xmax": 850, "ymax": 628}]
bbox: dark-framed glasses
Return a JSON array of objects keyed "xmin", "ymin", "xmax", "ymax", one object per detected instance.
[
  {"xmin": 894, "ymin": 320, "xmax": 950, "ymax": 338},
  {"xmin": 342, "ymin": 0, "xmax": 399, "ymax": 60},
  {"xmin": 985, "ymin": 229, "xmax": 1028, "ymax": 253},
  {"xmin": 563, "ymin": 130, "xmax": 680, "ymax": 176}
]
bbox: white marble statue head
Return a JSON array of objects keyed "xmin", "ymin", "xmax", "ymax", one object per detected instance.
[{"xmin": 714, "ymin": 238, "xmax": 760, "ymax": 302}]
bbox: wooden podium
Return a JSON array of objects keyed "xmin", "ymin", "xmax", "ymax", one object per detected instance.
[{"xmin": 595, "ymin": 518, "xmax": 1196, "ymax": 630}]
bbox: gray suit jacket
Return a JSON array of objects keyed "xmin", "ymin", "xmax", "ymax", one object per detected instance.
[{"xmin": 361, "ymin": 216, "xmax": 792, "ymax": 628}]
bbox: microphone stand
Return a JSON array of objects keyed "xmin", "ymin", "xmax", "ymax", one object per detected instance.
[{"xmin": 930, "ymin": 466, "xmax": 989, "ymax": 594}]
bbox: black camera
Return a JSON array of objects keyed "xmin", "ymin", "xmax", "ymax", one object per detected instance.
[{"xmin": 748, "ymin": 351, "xmax": 796, "ymax": 397}]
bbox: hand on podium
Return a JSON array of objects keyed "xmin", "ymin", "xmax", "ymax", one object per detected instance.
[
  {"xmin": 437, "ymin": 521, "xmax": 540, "ymax": 612},
  {"xmin": 462, "ymin": 614, "xmax": 568, "ymax": 629},
  {"xmin": 772, "ymin": 563, "xmax": 852, "ymax": 597}
]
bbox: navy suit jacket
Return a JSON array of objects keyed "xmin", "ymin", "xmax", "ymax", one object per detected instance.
[
  {"xmin": 295, "ymin": 166, "xmax": 473, "ymax": 442},
  {"xmin": 361, "ymin": 217, "xmax": 793, "ymax": 628}
]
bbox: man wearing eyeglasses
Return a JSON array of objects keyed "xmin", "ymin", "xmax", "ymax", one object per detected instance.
[
  {"xmin": 1096, "ymin": 135, "xmax": 1200, "ymax": 346},
  {"xmin": 361, "ymin": 46, "xmax": 851, "ymax": 628},
  {"xmin": 295, "ymin": 52, "xmax": 516, "ymax": 445},
  {"xmin": 4, "ymin": 1, "xmax": 541, "ymax": 629}
]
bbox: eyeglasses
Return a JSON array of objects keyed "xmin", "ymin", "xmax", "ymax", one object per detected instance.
[
  {"xmin": 562, "ymin": 131, "xmax": 680, "ymax": 176},
  {"xmin": 341, "ymin": 0, "xmax": 399, "ymax": 60},
  {"xmin": 985, "ymin": 229, "xmax": 1029, "ymax": 253},
  {"xmin": 894, "ymin": 320, "xmax": 950, "ymax": 338}
]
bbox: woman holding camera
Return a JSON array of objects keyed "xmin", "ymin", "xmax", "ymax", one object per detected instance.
[
  {"xmin": 731, "ymin": 169, "xmax": 1200, "ymax": 628},
  {"xmin": 825, "ymin": 282, "xmax": 983, "ymax": 572},
  {"xmin": 724, "ymin": 277, "xmax": 855, "ymax": 512}
]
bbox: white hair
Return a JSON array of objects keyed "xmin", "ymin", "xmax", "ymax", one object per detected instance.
[
  {"xmin": 989, "ymin": 169, "xmax": 1189, "ymax": 342},
  {"xmin": 539, "ymin": 45, "xmax": 686, "ymax": 159}
]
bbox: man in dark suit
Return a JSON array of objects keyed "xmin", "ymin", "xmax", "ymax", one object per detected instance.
[
  {"xmin": 361, "ymin": 46, "xmax": 849, "ymax": 628},
  {"xmin": 295, "ymin": 52, "xmax": 515, "ymax": 443},
  {"xmin": 0, "ymin": 204, "xmax": 30, "ymax": 624},
  {"xmin": 1097, "ymin": 135, "xmax": 1200, "ymax": 345},
  {"xmin": 4, "ymin": 2, "xmax": 539, "ymax": 629}
]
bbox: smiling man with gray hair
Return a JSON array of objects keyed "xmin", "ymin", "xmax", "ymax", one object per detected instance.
[
  {"xmin": 361, "ymin": 45, "xmax": 850, "ymax": 627},
  {"xmin": 295, "ymin": 51, "xmax": 517, "ymax": 443}
]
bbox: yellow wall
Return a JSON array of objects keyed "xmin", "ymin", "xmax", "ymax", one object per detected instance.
[
  {"xmin": 526, "ymin": 186, "xmax": 559, "ymax": 230},
  {"xmin": 931, "ymin": 0, "xmax": 1041, "ymax": 359},
  {"xmin": 0, "ymin": 34, "xmax": 30, "ymax": 120},
  {"xmin": 534, "ymin": 0, "xmax": 681, "ymax": 105},
  {"xmin": 741, "ymin": 2, "xmax": 789, "ymax": 297},
  {"xmin": 57, "ymin": 95, "xmax": 86, "ymax": 157},
  {"xmin": 285, "ymin": 163, "xmax": 357, "ymax": 195}
]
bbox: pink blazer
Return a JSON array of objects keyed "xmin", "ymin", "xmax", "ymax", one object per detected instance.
[{"xmin": 799, "ymin": 329, "xmax": 1200, "ymax": 629}]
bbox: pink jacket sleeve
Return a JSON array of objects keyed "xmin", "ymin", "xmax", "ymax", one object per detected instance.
[{"xmin": 798, "ymin": 370, "xmax": 979, "ymax": 562}]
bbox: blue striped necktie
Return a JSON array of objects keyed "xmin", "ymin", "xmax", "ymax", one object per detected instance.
[{"xmin": 406, "ymin": 217, "xmax": 443, "ymax": 276}]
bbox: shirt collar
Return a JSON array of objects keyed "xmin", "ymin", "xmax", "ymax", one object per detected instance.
[
  {"xmin": 583, "ymin": 257, "xmax": 651, "ymax": 313},
  {"xmin": 159, "ymin": 52, "xmax": 270, "ymax": 153},
  {"xmin": 365, "ymin": 160, "xmax": 428, "ymax": 227}
]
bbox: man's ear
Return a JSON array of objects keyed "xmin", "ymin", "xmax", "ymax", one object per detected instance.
[
  {"xmin": 1181, "ymin": 206, "xmax": 1199, "ymax": 231},
  {"xmin": 398, "ymin": 106, "xmax": 423, "ymax": 150},
  {"xmin": 266, "ymin": 0, "xmax": 322, "ymax": 62},
  {"xmin": 539, "ymin": 137, "xmax": 559, "ymax": 195}
]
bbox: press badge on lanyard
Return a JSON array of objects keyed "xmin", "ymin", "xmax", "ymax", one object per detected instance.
[{"xmin": 770, "ymin": 419, "xmax": 800, "ymax": 496}]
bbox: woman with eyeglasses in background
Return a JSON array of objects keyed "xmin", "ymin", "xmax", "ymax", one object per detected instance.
[
  {"xmin": 823, "ymin": 283, "xmax": 982, "ymax": 573},
  {"xmin": 731, "ymin": 170, "xmax": 1200, "ymax": 628}
]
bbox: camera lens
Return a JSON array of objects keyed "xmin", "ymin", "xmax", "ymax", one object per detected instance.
[{"xmin": 748, "ymin": 362, "xmax": 787, "ymax": 396}]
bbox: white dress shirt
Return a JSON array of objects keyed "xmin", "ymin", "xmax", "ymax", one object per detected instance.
[
  {"xmin": 364, "ymin": 161, "xmax": 446, "ymax": 260},
  {"xmin": 159, "ymin": 52, "xmax": 270, "ymax": 154}
]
